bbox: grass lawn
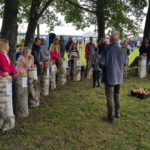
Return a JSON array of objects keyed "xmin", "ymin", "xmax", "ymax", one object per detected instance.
[
  {"xmin": 129, "ymin": 49, "xmax": 140, "ymax": 65},
  {"xmin": 1, "ymin": 48, "xmax": 150, "ymax": 150}
]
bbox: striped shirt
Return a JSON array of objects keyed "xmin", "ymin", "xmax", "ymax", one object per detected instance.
[{"xmin": 68, "ymin": 49, "xmax": 79, "ymax": 60}]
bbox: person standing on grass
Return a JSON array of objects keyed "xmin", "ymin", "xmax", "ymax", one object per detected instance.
[
  {"xmin": 85, "ymin": 37, "xmax": 96, "ymax": 78},
  {"xmin": 68, "ymin": 43, "xmax": 80, "ymax": 80},
  {"xmin": 137, "ymin": 39, "xmax": 141, "ymax": 48},
  {"xmin": 139, "ymin": 37, "xmax": 150, "ymax": 71},
  {"xmin": 40, "ymin": 38, "xmax": 50, "ymax": 62},
  {"xmin": 32, "ymin": 37, "xmax": 43, "ymax": 77},
  {"xmin": 66, "ymin": 37, "xmax": 73, "ymax": 66},
  {"xmin": 99, "ymin": 33, "xmax": 127, "ymax": 124},
  {"xmin": 59, "ymin": 35, "xmax": 66, "ymax": 58},
  {"xmin": 122, "ymin": 42, "xmax": 130, "ymax": 57},
  {"xmin": 78, "ymin": 39, "xmax": 82, "ymax": 51},
  {"xmin": 50, "ymin": 38, "xmax": 62, "ymax": 81},
  {"xmin": 91, "ymin": 47, "xmax": 101, "ymax": 88},
  {"xmin": 66, "ymin": 37, "xmax": 73, "ymax": 52},
  {"xmin": 98, "ymin": 38, "xmax": 107, "ymax": 55}
]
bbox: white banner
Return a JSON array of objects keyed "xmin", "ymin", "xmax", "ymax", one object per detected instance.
[
  {"xmin": 76, "ymin": 61, "xmax": 81, "ymax": 66},
  {"xmin": 22, "ymin": 77, "xmax": 28, "ymax": 88},
  {"xmin": 141, "ymin": 60, "xmax": 146, "ymax": 66},
  {"xmin": 52, "ymin": 65, "xmax": 56, "ymax": 72},
  {"xmin": 6, "ymin": 83, "xmax": 12, "ymax": 96},
  {"xmin": 47, "ymin": 68, "xmax": 50, "ymax": 76},
  {"xmin": 63, "ymin": 62, "xmax": 67, "ymax": 68},
  {"xmin": 34, "ymin": 71, "xmax": 38, "ymax": 80}
]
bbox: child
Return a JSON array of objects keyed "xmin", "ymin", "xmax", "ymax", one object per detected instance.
[
  {"xmin": 91, "ymin": 47, "xmax": 101, "ymax": 88},
  {"xmin": 68, "ymin": 43, "xmax": 80, "ymax": 80},
  {"xmin": 16, "ymin": 47, "xmax": 34, "ymax": 74},
  {"xmin": 16, "ymin": 46, "xmax": 23, "ymax": 61},
  {"xmin": 0, "ymin": 39, "xmax": 18, "ymax": 76},
  {"xmin": 50, "ymin": 38, "xmax": 61, "ymax": 81}
]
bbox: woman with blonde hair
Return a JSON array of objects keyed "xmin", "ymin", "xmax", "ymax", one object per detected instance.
[
  {"xmin": 50, "ymin": 38, "xmax": 61, "ymax": 81},
  {"xmin": 0, "ymin": 39, "xmax": 18, "ymax": 76},
  {"xmin": 122, "ymin": 42, "xmax": 130, "ymax": 56},
  {"xmin": 16, "ymin": 47, "xmax": 34, "ymax": 74}
]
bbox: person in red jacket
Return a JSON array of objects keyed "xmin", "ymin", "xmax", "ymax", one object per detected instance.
[
  {"xmin": 85, "ymin": 37, "xmax": 96, "ymax": 77},
  {"xmin": 0, "ymin": 39, "xmax": 18, "ymax": 76}
]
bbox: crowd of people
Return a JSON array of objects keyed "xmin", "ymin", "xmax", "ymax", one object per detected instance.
[
  {"xmin": 0, "ymin": 36, "xmax": 82, "ymax": 82},
  {"xmin": 0, "ymin": 34, "xmax": 150, "ymax": 124}
]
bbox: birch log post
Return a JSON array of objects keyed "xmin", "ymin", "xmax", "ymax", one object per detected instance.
[
  {"xmin": 138, "ymin": 56, "xmax": 147, "ymax": 78},
  {"xmin": 40, "ymin": 63, "xmax": 50, "ymax": 96},
  {"xmin": 123, "ymin": 65, "xmax": 128, "ymax": 79},
  {"xmin": 58, "ymin": 59, "xmax": 67, "ymax": 85},
  {"xmin": 74, "ymin": 58, "xmax": 81, "ymax": 81},
  {"xmin": 13, "ymin": 74, "xmax": 29, "ymax": 118},
  {"xmin": 49, "ymin": 62, "xmax": 56, "ymax": 90},
  {"xmin": 66, "ymin": 67, "xmax": 70, "ymax": 77},
  {"xmin": 27, "ymin": 68, "xmax": 41, "ymax": 107},
  {"xmin": 0, "ymin": 76, "xmax": 15, "ymax": 131}
]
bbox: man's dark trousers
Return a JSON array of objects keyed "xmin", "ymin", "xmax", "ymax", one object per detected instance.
[{"xmin": 105, "ymin": 84, "xmax": 121, "ymax": 121}]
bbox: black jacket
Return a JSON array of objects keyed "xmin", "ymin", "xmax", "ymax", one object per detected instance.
[
  {"xmin": 139, "ymin": 44, "xmax": 150, "ymax": 59},
  {"xmin": 127, "ymin": 49, "xmax": 130, "ymax": 56},
  {"xmin": 31, "ymin": 43, "xmax": 42, "ymax": 65},
  {"xmin": 98, "ymin": 44, "xmax": 106, "ymax": 55}
]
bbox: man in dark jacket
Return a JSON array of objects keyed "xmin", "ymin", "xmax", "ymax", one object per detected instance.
[
  {"xmin": 99, "ymin": 33, "xmax": 127, "ymax": 124},
  {"xmin": 32, "ymin": 37, "xmax": 43, "ymax": 77},
  {"xmin": 59, "ymin": 35, "xmax": 66, "ymax": 58}
]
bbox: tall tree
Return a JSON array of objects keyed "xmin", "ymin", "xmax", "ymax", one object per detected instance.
[
  {"xmin": 143, "ymin": 1, "xmax": 150, "ymax": 41},
  {"xmin": 1, "ymin": 0, "xmax": 19, "ymax": 64},
  {"xmin": 54, "ymin": 0, "xmax": 147, "ymax": 41},
  {"xmin": 24, "ymin": 0, "xmax": 55, "ymax": 48}
]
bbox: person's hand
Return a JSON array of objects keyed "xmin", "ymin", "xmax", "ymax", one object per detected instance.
[
  {"xmin": 29, "ymin": 54, "xmax": 34, "ymax": 60},
  {"xmin": 46, "ymin": 50, "xmax": 49, "ymax": 52},
  {"xmin": 39, "ymin": 62, "xmax": 43, "ymax": 65}
]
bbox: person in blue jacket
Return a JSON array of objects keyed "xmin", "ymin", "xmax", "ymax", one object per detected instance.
[
  {"xmin": 16, "ymin": 46, "xmax": 23, "ymax": 61},
  {"xmin": 99, "ymin": 33, "xmax": 127, "ymax": 124}
]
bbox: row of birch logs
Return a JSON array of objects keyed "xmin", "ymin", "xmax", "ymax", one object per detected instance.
[{"xmin": 0, "ymin": 59, "xmax": 82, "ymax": 131}]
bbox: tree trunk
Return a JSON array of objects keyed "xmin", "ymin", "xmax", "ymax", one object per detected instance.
[
  {"xmin": 58, "ymin": 59, "xmax": 67, "ymax": 85},
  {"xmin": 1, "ymin": 0, "xmax": 19, "ymax": 65},
  {"xmin": 143, "ymin": 4, "xmax": 150, "ymax": 42},
  {"xmin": 0, "ymin": 76, "xmax": 15, "ymax": 131},
  {"xmin": 13, "ymin": 74, "xmax": 29, "ymax": 118},
  {"xmin": 24, "ymin": 0, "xmax": 41, "ymax": 48},
  {"xmin": 74, "ymin": 58, "xmax": 81, "ymax": 81},
  {"xmin": 24, "ymin": 0, "xmax": 54, "ymax": 48},
  {"xmin": 24, "ymin": 20, "xmax": 38, "ymax": 48},
  {"xmin": 96, "ymin": 0, "xmax": 105, "ymax": 42}
]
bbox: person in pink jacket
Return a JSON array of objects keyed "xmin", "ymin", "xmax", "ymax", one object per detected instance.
[
  {"xmin": 16, "ymin": 47, "xmax": 34, "ymax": 74},
  {"xmin": 50, "ymin": 38, "xmax": 62, "ymax": 81},
  {"xmin": 0, "ymin": 39, "xmax": 18, "ymax": 76}
]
